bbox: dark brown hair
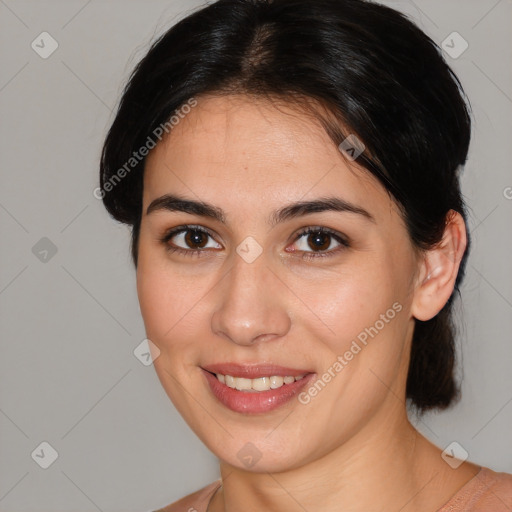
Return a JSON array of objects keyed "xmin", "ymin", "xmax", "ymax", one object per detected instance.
[{"xmin": 99, "ymin": 0, "xmax": 472, "ymax": 413}]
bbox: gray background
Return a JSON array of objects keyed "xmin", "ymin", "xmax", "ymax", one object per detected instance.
[{"xmin": 0, "ymin": 0, "xmax": 511, "ymax": 510}]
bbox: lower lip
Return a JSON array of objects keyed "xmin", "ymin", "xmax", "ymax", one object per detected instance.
[{"xmin": 201, "ymin": 369, "xmax": 316, "ymax": 414}]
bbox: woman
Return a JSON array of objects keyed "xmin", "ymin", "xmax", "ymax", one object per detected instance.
[{"xmin": 99, "ymin": 0, "xmax": 512, "ymax": 510}]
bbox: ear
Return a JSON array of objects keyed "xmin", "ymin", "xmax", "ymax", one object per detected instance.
[{"xmin": 411, "ymin": 210, "xmax": 467, "ymax": 322}]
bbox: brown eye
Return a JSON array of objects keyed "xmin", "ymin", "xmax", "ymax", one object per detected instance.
[
  {"xmin": 184, "ymin": 229, "xmax": 209, "ymax": 248},
  {"xmin": 162, "ymin": 226, "xmax": 222, "ymax": 253},
  {"xmin": 288, "ymin": 226, "xmax": 350, "ymax": 259},
  {"xmin": 307, "ymin": 231, "xmax": 331, "ymax": 251}
]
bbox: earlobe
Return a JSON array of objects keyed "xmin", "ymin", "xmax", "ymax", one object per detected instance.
[{"xmin": 411, "ymin": 210, "xmax": 467, "ymax": 322}]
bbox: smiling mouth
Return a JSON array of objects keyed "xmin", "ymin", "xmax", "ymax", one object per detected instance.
[
  {"xmin": 201, "ymin": 365, "xmax": 316, "ymax": 413},
  {"xmin": 206, "ymin": 371, "xmax": 306, "ymax": 392}
]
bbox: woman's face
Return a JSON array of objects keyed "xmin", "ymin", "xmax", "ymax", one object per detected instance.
[{"xmin": 137, "ymin": 94, "xmax": 421, "ymax": 472}]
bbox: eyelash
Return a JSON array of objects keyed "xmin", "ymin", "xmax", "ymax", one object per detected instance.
[{"xmin": 159, "ymin": 225, "xmax": 350, "ymax": 260}]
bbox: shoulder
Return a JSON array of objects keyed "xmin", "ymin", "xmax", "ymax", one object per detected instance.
[
  {"xmin": 438, "ymin": 466, "xmax": 512, "ymax": 511},
  {"xmin": 151, "ymin": 480, "xmax": 222, "ymax": 512},
  {"xmin": 470, "ymin": 467, "xmax": 512, "ymax": 510}
]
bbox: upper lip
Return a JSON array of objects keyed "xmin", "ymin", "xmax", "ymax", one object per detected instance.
[{"xmin": 202, "ymin": 363, "xmax": 314, "ymax": 379}]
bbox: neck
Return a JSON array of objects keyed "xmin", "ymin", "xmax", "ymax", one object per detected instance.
[{"xmin": 211, "ymin": 409, "xmax": 464, "ymax": 512}]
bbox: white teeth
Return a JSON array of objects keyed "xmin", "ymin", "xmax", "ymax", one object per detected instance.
[
  {"xmin": 234, "ymin": 377, "xmax": 252, "ymax": 391},
  {"xmin": 270, "ymin": 375, "xmax": 284, "ymax": 388},
  {"xmin": 215, "ymin": 373, "xmax": 306, "ymax": 391},
  {"xmin": 225, "ymin": 375, "xmax": 235, "ymax": 388},
  {"xmin": 252, "ymin": 376, "xmax": 270, "ymax": 391}
]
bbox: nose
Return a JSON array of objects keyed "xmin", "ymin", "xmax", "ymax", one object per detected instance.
[{"xmin": 210, "ymin": 252, "xmax": 291, "ymax": 346}]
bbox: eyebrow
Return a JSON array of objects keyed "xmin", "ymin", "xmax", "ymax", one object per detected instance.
[{"xmin": 145, "ymin": 194, "xmax": 375, "ymax": 225}]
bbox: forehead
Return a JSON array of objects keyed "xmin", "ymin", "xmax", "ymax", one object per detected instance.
[{"xmin": 143, "ymin": 94, "xmax": 395, "ymax": 220}]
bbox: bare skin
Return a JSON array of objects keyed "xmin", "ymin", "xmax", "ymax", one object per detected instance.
[{"xmin": 137, "ymin": 94, "xmax": 479, "ymax": 512}]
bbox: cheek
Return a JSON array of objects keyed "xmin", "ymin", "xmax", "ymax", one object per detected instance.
[
  {"xmin": 303, "ymin": 263, "xmax": 405, "ymax": 346},
  {"xmin": 136, "ymin": 265, "xmax": 205, "ymax": 413},
  {"xmin": 136, "ymin": 258, "xmax": 214, "ymax": 368},
  {"xmin": 136, "ymin": 260, "xmax": 186, "ymax": 348},
  {"xmin": 298, "ymin": 256, "xmax": 413, "ymax": 409},
  {"xmin": 331, "ymin": 264, "xmax": 413, "ymax": 395},
  {"xmin": 137, "ymin": 264, "xmax": 168, "ymax": 339}
]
